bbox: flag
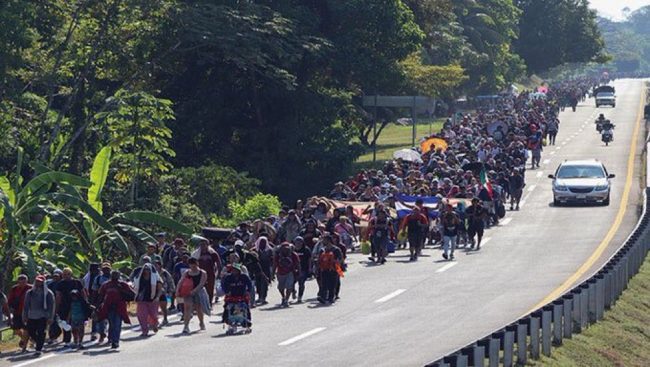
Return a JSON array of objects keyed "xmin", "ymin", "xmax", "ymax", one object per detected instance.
[
  {"xmin": 479, "ymin": 168, "xmax": 494, "ymax": 199},
  {"xmin": 395, "ymin": 194, "xmax": 440, "ymax": 219}
]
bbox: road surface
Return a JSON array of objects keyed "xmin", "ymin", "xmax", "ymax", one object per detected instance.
[{"xmin": 3, "ymin": 79, "xmax": 646, "ymax": 367}]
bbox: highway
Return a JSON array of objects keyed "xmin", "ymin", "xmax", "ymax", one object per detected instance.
[{"xmin": 3, "ymin": 79, "xmax": 646, "ymax": 367}]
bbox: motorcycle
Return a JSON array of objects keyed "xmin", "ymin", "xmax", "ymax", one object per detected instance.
[{"xmin": 601, "ymin": 128, "xmax": 614, "ymax": 146}]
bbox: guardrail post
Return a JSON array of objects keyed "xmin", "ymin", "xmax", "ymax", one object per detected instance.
[
  {"xmin": 571, "ymin": 289, "xmax": 582, "ymax": 333},
  {"xmin": 486, "ymin": 337, "xmax": 499, "ymax": 367},
  {"xmin": 427, "ymin": 360, "xmax": 449, "ymax": 367},
  {"xmin": 443, "ymin": 354, "xmax": 468, "ymax": 367},
  {"xmin": 587, "ymin": 279, "xmax": 597, "ymax": 323},
  {"xmin": 541, "ymin": 307, "xmax": 552, "ymax": 357},
  {"xmin": 552, "ymin": 300, "xmax": 563, "ymax": 345},
  {"xmin": 622, "ymin": 255, "xmax": 629, "ymax": 291},
  {"xmin": 530, "ymin": 312, "xmax": 541, "ymax": 359},
  {"xmin": 562, "ymin": 295, "xmax": 572, "ymax": 339},
  {"xmin": 472, "ymin": 345, "xmax": 485, "ymax": 367},
  {"xmin": 603, "ymin": 265, "xmax": 613, "ymax": 309},
  {"xmin": 579, "ymin": 284, "xmax": 589, "ymax": 329},
  {"xmin": 517, "ymin": 320, "xmax": 528, "ymax": 365},
  {"xmin": 595, "ymin": 273, "xmax": 605, "ymax": 321},
  {"xmin": 504, "ymin": 325, "xmax": 516, "ymax": 367}
]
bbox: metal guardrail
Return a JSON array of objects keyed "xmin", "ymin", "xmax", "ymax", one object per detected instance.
[{"xmin": 426, "ymin": 142, "xmax": 650, "ymax": 367}]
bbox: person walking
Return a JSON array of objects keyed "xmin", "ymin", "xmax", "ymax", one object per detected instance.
[
  {"xmin": 176, "ymin": 258, "xmax": 207, "ymax": 334},
  {"xmin": 440, "ymin": 204, "xmax": 460, "ymax": 260},
  {"xmin": 508, "ymin": 169, "xmax": 525, "ymax": 211},
  {"xmin": 89, "ymin": 264, "xmax": 112, "ymax": 344},
  {"xmin": 68, "ymin": 289, "xmax": 91, "ymax": 349},
  {"xmin": 316, "ymin": 240, "xmax": 343, "ymax": 304},
  {"xmin": 7, "ymin": 274, "xmax": 32, "ymax": 352},
  {"xmin": 272, "ymin": 242, "xmax": 300, "ymax": 307},
  {"xmin": 155, "ymin": 260, "xmax": 175, "ymax": 326},
  {"xmin": 192, "ymin": 237, "xmax": 222, "ymax": 304},
  {"xmin": 293, "ymin": 237, "xmax": 311, "ymax": 303},
  {"xmin": 134, "ymin": 263, "xmax": 162, "ymax": 337},
  {"xmin": 466, "ymin": 198, "xmax": 488, "ymax": 250},
  {"xmin": 252, "ymin": 237, "xmax": 273, "ymax": 305},
  {"xmin": 55, "ymin": 268, "xmax": 85, "ymax": 348},
  {"xmin": 400, "ymin": 207, "xmax": 428, "ymax": 261},
  {"xmin": 366, "ymin": 209, "xmax": 394, "ymax": 264},
  {"xmin": 22, "ymin": 275, "xmax": 55, "ymax": 357},
  {"xmin": 97, "ymin": 270, "xmax": 134, "ymax": 349}
]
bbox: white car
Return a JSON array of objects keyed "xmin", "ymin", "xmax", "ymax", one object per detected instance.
[
  {"xmin": 548, "ymin": 160, "xmax": 615, "ymax": 206},
  {"xmin": 594, "ymin": 85, "xmax": 616, "ymax": 108}
]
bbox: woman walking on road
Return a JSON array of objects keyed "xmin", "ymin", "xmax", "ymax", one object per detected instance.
[
  {"xmin": 176, "ymin": 258, "xmax": 207, "ymax": 334},
  {"xmin": 134, "ymin": 263, "xmax": 162, "ymax": 337}
]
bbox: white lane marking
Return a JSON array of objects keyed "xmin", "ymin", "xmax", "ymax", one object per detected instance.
[
  {"xmin": 562, "ymin": 141, "xmax": 567, "ymax": 145},
  {"xmin": 550, "ymin": 151, "xmax": 556, "ymax": 155},
  {"xmin": 14, "ymin": 354, "xmax": 56, "ymax": 367},
  {"xmin": 536, "ymin": 171, "xmax": 543, "ymax": 178},
  {"xmin": 501, "ymin": 217, "xmax": 513, "ymax": 226},
  {"xmin": 543, "ymin": 159, "xmax": 551, "ymax": 165},
  {"xmin": 279, "ymin": 327, "xmax": 327, "ymax": 346},
  {"xmin": 374, "ymin": 289, "xmax": 407, "ymax": 303},
  {"xmin": 436, "ymin": 262, "xmax": 457, "ymax": 273},
  {"xmin": 519, "ymin": 200, "xmax": 526, "ymax": 208},
  {"xmin": 556, "ymin": 146, "xmax": 562, "ymax": 150},
  {"xmin": 579, "ymin": 128, "xmax": 583, "ymax": 132},
  {"xmin": 480, "ymin": 237, "xmax": 492, "ymax": 247},
  {"xmin": 528, "ymin": 184, "xmax": 537, "ymax": 192}
]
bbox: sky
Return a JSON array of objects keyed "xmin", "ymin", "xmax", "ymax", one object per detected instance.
[{"xmin": 589, "ymin": 0, "xmax": 650, "ymax": 20}]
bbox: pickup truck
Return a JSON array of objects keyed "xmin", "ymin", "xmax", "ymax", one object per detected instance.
[{"xmin": 594, "ymin": 85, "xmax": 616, "ymax": 108}]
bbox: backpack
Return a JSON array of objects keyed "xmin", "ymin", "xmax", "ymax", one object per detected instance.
[{"xmin": 319, "ymin": 251, "xmax": 337, "ymax": 271}]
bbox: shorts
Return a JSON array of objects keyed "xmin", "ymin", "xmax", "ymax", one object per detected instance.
[
  {"xmin": 183, "ymin": 292, "xmax": 201, "ymax": 305},
  {"xmin": 277, "ymin": 273, "xmax": 295, "ymax": 291}
]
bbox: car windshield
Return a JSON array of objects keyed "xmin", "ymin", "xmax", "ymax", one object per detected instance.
[
  {"xmin": 598, "ymin": 92, "xmax": 614, "ymax": 97},
  {"xmin": 556, "ymin": 165, "xmax": 605, "ymax": 179}
]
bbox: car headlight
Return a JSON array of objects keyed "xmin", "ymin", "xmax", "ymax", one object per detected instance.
[
  {"xmin": 554, "ymin": 184, "xmax": 568, "ymax": 191},
  {"xmin": 594, "ymin": 185, "xmax": 609, "ymax": 191}
]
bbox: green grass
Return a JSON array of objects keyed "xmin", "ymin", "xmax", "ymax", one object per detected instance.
[
  {"xmin": 530, "ymin": 255, "xmax": 650, "ymax": 367},
  {"xmin": 354, "ymin": 118, "xmax": 445, "ymax": 170},
  {"xmin": 0, "ymin": 328, "xmax": 17, "ymax": 352}
]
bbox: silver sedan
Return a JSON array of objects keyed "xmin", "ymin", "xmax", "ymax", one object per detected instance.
[{"xmin": 548, "ymin": 160, "xmax": 615, "ymax": 206}]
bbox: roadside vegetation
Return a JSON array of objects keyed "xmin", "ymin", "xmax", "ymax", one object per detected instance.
[{"xmin": 531, "ymin": 255, "xmax": 650, "ymax": 367}]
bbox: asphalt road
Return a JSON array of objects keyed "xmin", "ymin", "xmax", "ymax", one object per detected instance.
[{"xmin": 3, "ymin": 79, "xmax": 646, "ymax": 367}]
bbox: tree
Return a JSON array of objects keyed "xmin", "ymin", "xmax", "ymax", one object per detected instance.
[
  {"xmin": 96, "ymin": 89, "xmax": 176, "ymax": 206},
  {"xmin": 515, "ymin": 0, "xmax": 608, "ymax": 74}
]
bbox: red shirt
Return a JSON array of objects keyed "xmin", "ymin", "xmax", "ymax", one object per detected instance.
[
  {"xmin": 7, "ymin": 284, "xmax": 32, "ymax": 317},
  {"xmin": 274, "ymin": 251, "xmax": 300, "ymax": 276}
]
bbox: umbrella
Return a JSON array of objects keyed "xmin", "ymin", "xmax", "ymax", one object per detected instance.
[
  {"xmin": 486, "ymin": 120, "xmax": 509, "ymax": 136},
  {"xmin": 393, "ymin": 149, "xmax": 423, "ymax": 163},
  {"xmin": 420, "ymin": 137, "xmax": 448, "ymax": 154},
  {"xmin": 462, "ymin": 162, "xmax": 493, "ymax": 173}
]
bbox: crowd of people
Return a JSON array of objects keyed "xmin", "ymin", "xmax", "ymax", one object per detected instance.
[{"xmin": 1, "ymin": 77, "xmax": 606, "ymax": 358}]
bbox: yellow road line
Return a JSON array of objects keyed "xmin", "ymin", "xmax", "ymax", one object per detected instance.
[{"xmin": 526, "ymin": 83, "xmax": 646, "ymax": 313}]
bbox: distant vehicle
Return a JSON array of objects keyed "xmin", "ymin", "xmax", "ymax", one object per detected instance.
[
  {"xmin": 594, "ymin": 85, "xmax": 616, "ymax": 108},
  {"xmin": 548, "ymin": 160, "xmax": 615, "ymax": 206}
]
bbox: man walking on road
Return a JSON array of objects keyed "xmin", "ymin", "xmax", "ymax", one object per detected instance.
[
  {"xmin": 273, "ymin": 242, "xmax": 299, "ymax": 307},
  {"xmin": 465, "ymin": 198, "xmax": 488, "ymax": 250},
  {"xmin": 22, "ymin": 275, "xmax": 55, "ymax": 357},
  {"xmin": 400, "ymin": 207, "xmax": 428, "ymax": 261},
  {"xmin": 440, "ymin": 205, "xmax": 460, "ymax": 260}
]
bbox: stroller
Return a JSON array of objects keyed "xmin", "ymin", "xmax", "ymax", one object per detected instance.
[{"xmin": 223, "ymin": 297, "xmax": 252, "ymax": 335}]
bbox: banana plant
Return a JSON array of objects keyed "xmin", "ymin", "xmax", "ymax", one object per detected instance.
[{"xmin": 0, "ymin": 147, "xmax": 192, "ymax": 289}]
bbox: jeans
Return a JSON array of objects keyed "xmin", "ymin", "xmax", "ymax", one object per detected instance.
[
  {"xmin": 296, "ymin": 272, "xmax": 308, "ymax": 299},
  {"xmin": 27, "ymin": 318, "xmax": 47, "ymax": 351},
  {"xmin": 443, "ymin": 235, "xmax": 457, "ymax": 256},
  {"xmin": 107, "ymin": 310, "xmax": 122, "ymax": 345},
  {"xmin": 92, "ymin": 319, "xmax": 107, "ymax": 336}
]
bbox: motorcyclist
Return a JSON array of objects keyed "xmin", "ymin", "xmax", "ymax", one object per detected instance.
[
  {"xmin": 601, "ymin": 119, "xmax": 614, "ymax": 142},
  {"xmin": 595, "ymin": 113, "xmax": 606, "ymax": 132}
]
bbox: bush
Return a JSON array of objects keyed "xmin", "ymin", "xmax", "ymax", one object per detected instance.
[{"xmin": 212, "ymin": 193, "xmax": 281, "ymax": 228}]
